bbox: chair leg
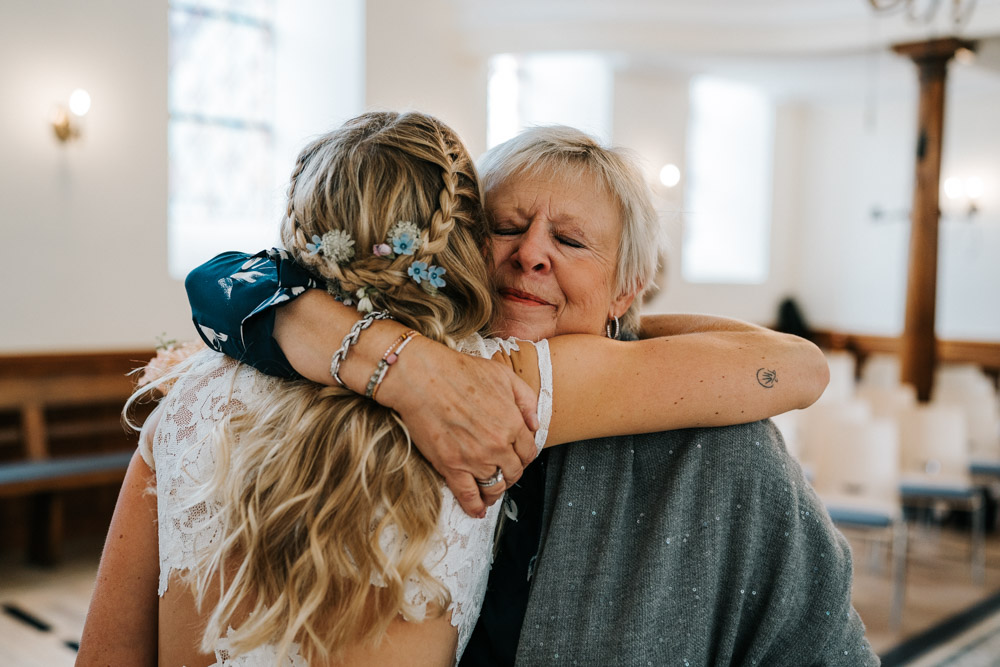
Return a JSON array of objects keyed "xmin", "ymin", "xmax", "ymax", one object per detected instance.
[
  {"xmin": 890, "ymin": 520, "xmax": 908, "ymax": 633},
  {"xmin": 27, "ymin": 493, "xmax": 62, "ymax": 566},
  {"xmin": 972, "ymin": 494, "xmax": 986, "ymax": 586}
]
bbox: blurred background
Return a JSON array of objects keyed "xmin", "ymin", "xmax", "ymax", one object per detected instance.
[{"xmin": 1, "ymin": 0, "xmax": 999, "ymax": 664}]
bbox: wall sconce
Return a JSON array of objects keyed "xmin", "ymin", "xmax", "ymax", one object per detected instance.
[
  {"xmin": 51, "ymin": 89, "xmax": 91, "ymax": 142},
  {"xmin": 943, "ymin": 175, "xmax": 983, "ymax": 220},
  {"xmin": 659, "ymin": 163, "xmax": 681, "ymax": 188}
]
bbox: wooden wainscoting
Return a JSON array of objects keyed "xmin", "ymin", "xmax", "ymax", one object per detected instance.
[
  {"xmin": 0, "ymin": 348, "xmax": 156, "ymax": 559},
  {"xmin": 811, "ymin": 331, "xmax": 1000, "ymax": 379}
]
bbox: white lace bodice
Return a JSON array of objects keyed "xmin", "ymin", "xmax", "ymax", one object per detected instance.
[{"xmin": 144, "ymin": 334, "xmax": 552, "ymax": 665}]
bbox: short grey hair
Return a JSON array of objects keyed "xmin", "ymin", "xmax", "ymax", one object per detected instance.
[{"xmin": 478, "ymin": 126, "xmax": 661, "ymax": 336}]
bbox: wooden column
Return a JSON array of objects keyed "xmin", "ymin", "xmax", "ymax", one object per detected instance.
[{"xmin": 892, "ymin": 37, "xmax": 974, "ymax": 402}]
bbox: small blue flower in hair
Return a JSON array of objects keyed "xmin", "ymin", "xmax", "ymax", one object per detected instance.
[
  {"xmin": 393, "ymin": 232, "xmax": 417, "ymax": 256},
  {"xmin": 427, "ymin": 265, "xmax": 446, "ymax": 289},
  {"xmin": 408, "ymin": 261, "xmax": 429, "ymax": 284},
  {"xmin": 389, "ymin": 220, "xmax": 422, "ymax": 256},
  {"xmin": 306, "ymin": 235, "xmax": 323, "ymax": 255}
]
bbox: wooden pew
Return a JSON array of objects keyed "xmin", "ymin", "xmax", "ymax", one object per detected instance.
[{"xmin": 0, "ymin": 373, "xmax": 142, "ymax": 565}]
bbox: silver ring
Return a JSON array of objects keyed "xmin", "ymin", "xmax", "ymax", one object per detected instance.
[{"xmin": 475, "ymin": 467, "xmax": 504, "ymax": 488}]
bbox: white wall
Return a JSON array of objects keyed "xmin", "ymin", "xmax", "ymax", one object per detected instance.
[
  {"xmin": 0, "ymin": 0, "xmax": 363, "ymax": 353},
  {"xmin": 795, "ymin": 75, "xmax": 1000, "ymax": 341},
  {"xmin": 0, "ymin": 0, "xmax": 182, "ymax": 353},
  {"xmin": 1, "ymin": 1, "xmax": 996, "ymax": 352},
  {"xmin": 365, "ymin": 0, "xmax": 489, "ymax": 157},
  {"xmin": 627, "ymin": 60, "xmax": 1000, "ymax": 343},
  {"xmin": 613, "ymin": 70, "xmax": 802, "ymax": 326}
]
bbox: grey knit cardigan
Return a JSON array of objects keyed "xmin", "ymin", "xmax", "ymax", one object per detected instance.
[{"xmin": 514, "ymin": 420, "xmax": 880, "ymax": 666}]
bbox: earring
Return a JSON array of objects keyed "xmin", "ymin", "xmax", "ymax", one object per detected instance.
[{"xmin": 605, "ymin": 315, "xmax": 620, "ymax": 340}]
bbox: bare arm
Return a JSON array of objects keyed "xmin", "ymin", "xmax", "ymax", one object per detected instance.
[
  {"xmin": 274, "ymin": 290, "xmax": 539, "ymax": 518},
  {"xmin": 638, "ymin": 313, "xmax": 771, "ymax": 338},
  {"xmin": 506, "ymin": 330, "xmax": 828, "ymax": 447},
  {"xmin": 78, "ymin": 425, "xmax": 161, "ymax": 666}
]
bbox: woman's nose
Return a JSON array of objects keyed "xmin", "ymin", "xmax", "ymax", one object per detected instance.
[{"xmin": 510, "ymin": 224, "xmax": 552, "ymax": 273}]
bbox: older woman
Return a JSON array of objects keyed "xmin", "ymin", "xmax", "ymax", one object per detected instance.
[{"xmin": 172, "ymin": 126, "xmax": 877, "ymax": 665}]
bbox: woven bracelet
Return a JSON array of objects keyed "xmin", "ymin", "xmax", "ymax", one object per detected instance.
[{"xmin": 329, "ymin": 310, "xmax": 392, "ymax": 387}]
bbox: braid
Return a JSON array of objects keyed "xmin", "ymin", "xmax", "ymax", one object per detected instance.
[
  {"xmin": 283, "ymin": 146, "xmax": 319, "ymax": 254},
  {"xmin": 418, "ymin": 136, "xmax": 464, "ymax": 259},
  {"xmin": 334, "ymin": 260, "xmax": 409, "ymax": 294},
  {"xmin": 277, "ymin": 112, "xmax": 491, "ymax": 339}
]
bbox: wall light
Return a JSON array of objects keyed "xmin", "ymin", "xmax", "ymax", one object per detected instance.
[
  {"xmin": 51, "ymin": 88, "xmax": 91, "ymax": 142},
  {"xmin": 659, "ymin": 163, "xmax": 681, "ymax": 188},
  {"xmin": 942, "ymin": 175, "xmax": 984, "ymax": 219}
]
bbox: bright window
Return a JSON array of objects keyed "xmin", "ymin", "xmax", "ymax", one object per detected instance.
[
  {"xmin": 487, "ymin": 53, "xmax": 613, "ymax": 149},
  {"xmin": 683, "ymin": 76, "xmax": 774, "ymax": 284},
  {"xmin": 168, "ymin": 0, "xmax": 277, "ymax": 279}
]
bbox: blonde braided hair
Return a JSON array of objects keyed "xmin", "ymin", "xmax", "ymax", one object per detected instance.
[
  {"xmin": 183, "ymin": 111, "xmax": 496, "ymax": 661},
  {"xmin": 279, "ymin": 113, "xmax": 488, "ymax": 344}
]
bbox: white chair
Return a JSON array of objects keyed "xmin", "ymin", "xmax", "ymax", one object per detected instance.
[
  {"xmin": 955, "ymin": 392, "xmax": 1000, "ymax": 461},
  {"xmin": 813, "ymin": 417, "xmax": 907, "ymax": 631},
  {"xmin": 771, "ymin": 410, "xmax": 802, "ymax": 461},
  {"xmin": 797, "ymin": 399, "xmax": 871, "ymax": 471},
  {"xmin": 931, "ymin": 366, "xmax": 1000, "ymax": 463},
  {"xmin": 856, "ymin": 383, "xmax": 917, "ymax": 421},
  {"xmin": 897, "ymin": 404, "xmax": 986, "ymax": 584},
  {"xmin": 898, "ymin": 405, "xmax": 969, "ymax": 481},
  {"xmin": 860, "ymin": 353, "xmax": 901, "ymax": 389},
  {"xmin": 933, "ymin": 363, "xmax": 993, "ymax": 404},
  {"xmin": 819, "ymin": 350, "xmax": 857, "ymax": 404}
]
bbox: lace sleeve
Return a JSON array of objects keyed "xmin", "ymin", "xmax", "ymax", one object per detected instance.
[
  {"xmin": 456, "ymin": 333, "xmax": 552, "ymax": 453},
  {"xmin": 531, "ymin": 339, "xmax": 552, "ymax": 453}
]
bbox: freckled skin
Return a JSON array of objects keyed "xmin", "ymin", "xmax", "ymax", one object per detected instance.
[{"xmin": 488, "ymin": 170, "xmax": 632, "ymax": 341}]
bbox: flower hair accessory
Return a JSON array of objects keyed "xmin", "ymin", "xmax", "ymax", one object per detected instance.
[
  {"xmin": 308, "ymin": 229, "xmax": 355, "ymax": 264},
  {"xmin": 408, "ymin": 261, "xmax": 447, "ymax": 295},
  {"xmin": 314, "ymin": 219, "xmax": 447, "ymax": 311},
  {"xmin": 389, "ymin": 220, "xmax": 421, "ymax": 256}
]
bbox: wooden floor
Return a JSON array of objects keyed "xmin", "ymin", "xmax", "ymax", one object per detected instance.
[
  {"xmin": 0, "ymin": 539, "xmax": 101, "ymax": 666},
  {"xmin": 848, "ymin": 520, "xmax": 1000, "ymax": 657},
  {"xmin": 1, "ymin": 526, "xmax": 999, "ymax": 665}
]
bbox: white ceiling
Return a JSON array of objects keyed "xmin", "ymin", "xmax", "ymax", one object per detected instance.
[{"xmin": 449, "ymin": 0, "xmax": 1000, "ymax": 101}]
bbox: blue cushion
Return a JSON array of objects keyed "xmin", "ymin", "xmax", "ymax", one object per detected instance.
[
  {"xmin": 0, "ymin": 451, "xmax": 133, "ymax": 486},
  {"xmin": 825, "ymin": 505, "xmax": 894, "ymax": 527}
]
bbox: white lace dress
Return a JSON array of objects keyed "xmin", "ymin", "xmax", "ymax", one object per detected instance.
[{"xmin": 140, "ymin": 333, "xmax": 552, "ymax": 665}]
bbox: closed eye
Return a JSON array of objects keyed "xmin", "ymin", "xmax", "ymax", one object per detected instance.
[{"xmin": 557, "ymin": 236, "xmax": 585, "ymax": 248}]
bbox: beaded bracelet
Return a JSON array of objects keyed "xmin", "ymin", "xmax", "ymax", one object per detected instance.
[
  {"xmin": 329, "ymin": 310, "xmax": 392, "ymax": 387},
  {"xmin": 366, "ymin": 330, "xmax": 421, "ymax": 400}
]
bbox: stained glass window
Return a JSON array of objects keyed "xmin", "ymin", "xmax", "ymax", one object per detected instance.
[{"xmin": 168, "ymin": 0, "xmax": 277, "ymax": 279}]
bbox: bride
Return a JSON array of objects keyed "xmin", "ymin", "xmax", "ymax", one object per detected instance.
[{"xmin": 79, "ymin": 110, "xmax": 827, "ymax": 666}]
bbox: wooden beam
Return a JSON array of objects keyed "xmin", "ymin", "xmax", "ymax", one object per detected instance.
[
  {"xmin": 811, "ymin": 330, "xmax": 1000, "ymax": 373},
  {"xmin": 892, "ymin": 37, "xmax": 976, "ymax": 402}
]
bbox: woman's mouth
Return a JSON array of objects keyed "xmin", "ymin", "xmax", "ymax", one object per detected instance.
[{"xmin": 499, "ymin": 288, "xmax": 552, "ymax": 306}]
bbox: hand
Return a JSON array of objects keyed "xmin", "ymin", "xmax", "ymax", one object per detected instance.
[{"xmin": 378, "ymin": 338, "xmax": 539, "ymax": 518}]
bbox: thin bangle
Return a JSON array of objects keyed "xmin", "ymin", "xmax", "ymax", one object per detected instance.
[
  {"xmin": 366, "ymin": 330, "xmax": 421, "ymax": 400},
  {"xmin": 329, "ymin": 310, "xmax": 392, "ymax": 387}
]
